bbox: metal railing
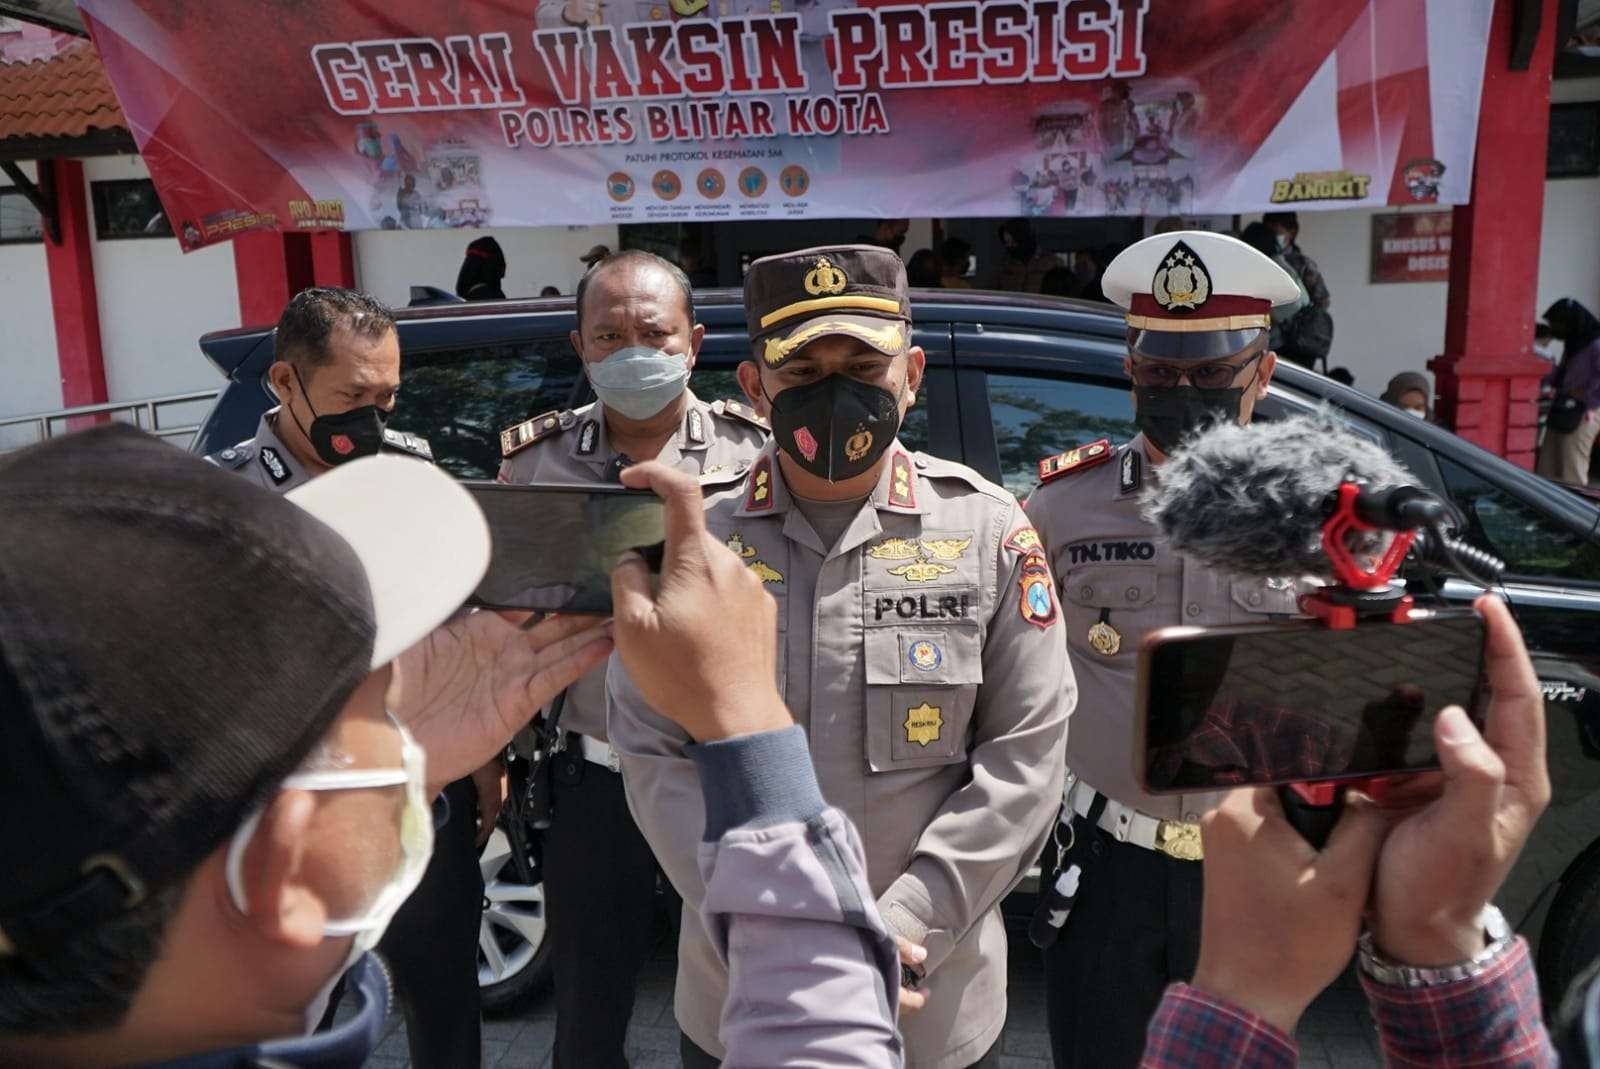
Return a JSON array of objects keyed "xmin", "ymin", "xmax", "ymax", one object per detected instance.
[{"xmin": 0, "ymin": 390, "xmax": 221, "ymax": 453}]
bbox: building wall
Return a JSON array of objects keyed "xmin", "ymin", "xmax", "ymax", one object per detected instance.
[
  {"xmin": 0, "ymin": 161, "xmax": 63, "ymax": 434},
  {"xmin": 352, "ymin": 224, "xmax": 620, "ymax": 307}
]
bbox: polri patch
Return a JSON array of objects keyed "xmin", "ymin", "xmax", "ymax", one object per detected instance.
[
  {"xmin": 907, "ymin": 640, "xmax": 943, "ymax": 672},
  {"xmin": 1018, "ymin": 551, "xmax": 1057, "ymax": 629},
  {"xmin": 1005, "ymin": 526, "xmax": 1043, "ymax": 556},
  {"xmin": 259, "ymin": 446, "xmax": 291, "ymax": 486}
]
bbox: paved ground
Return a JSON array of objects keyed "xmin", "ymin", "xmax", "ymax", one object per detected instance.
[{"xmin": 362, "ymin": 919, "xmax": 1386, "ymax": 1069}]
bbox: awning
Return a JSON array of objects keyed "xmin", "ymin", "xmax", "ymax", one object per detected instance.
[{"xmin": 0, "ymin": 2, "xmax": 85, "ymax": 36}]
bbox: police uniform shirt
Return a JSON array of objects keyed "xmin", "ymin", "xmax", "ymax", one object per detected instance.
[
  {"xmin": 608, "ymin": 441, "xmax": 1074, "ymax": 1069},
  {"xmin": 497, "ymin": 390, "xmax": 767, "ymax": 742},
  {"xmin": 205, "ymin": 408, "xmax": 312, "ymax": 493},
  {"xmin": 1025, "ymin": 434, "xmax": 1311, "ymax": 823}
]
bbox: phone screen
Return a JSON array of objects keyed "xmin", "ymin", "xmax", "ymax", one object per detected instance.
[
  {"xmin": 1140, "ymin": 612, "xmax": 1487, "ymax": 792},
  {"xmin": 463, "ymin": 482, "xmax": 665, "ymax": 614}
]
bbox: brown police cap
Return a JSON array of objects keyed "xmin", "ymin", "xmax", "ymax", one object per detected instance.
[{"xmin": 744, "ymin": 244, "xmax": 911, "ymax": 369}]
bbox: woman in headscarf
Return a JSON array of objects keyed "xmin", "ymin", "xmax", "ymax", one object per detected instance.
[
  {"xmin": 1380, "ymin": 371, "xmax": 1434, "ymax": 422},
  {"xmin": 455, "ymin": 236, "xmax": 507, "ymax": 301},
  {"xmin": 1538, "ymin": 298, "xmax": 1600, "ymax": 486}
]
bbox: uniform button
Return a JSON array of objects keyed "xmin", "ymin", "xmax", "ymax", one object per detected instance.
[
  {"xmin": 1080, "ymin": 584, "xmax": 1094, "ymax": 599},
  {"xmin": 1248, "ymin": 591, "xmax": 1262, "ymax": 606},
  {"xmin": 1185, "ymin": 603, "xmax": 1201, "ymax": 617},
  {"xmin": 1185, "ymin": 811, "xmax": 1200, "ymax": 823},
  {"xmin": 220, "ymin": 448, "xmax": 236, "ymax": 460},
  {"xmin": 1125, "ymin": 586, "xmax": 1140, "ymax": 601}
]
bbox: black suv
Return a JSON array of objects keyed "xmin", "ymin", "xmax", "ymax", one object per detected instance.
[{"xmin": 193, "ymin": 289, "xmax": 1600, "ymax": 1010}]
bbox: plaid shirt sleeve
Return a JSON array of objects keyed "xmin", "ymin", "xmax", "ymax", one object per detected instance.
[
  {"xmin": 1287, "ymin": 247, "xmax": 1331, "ymax": 308},
  {"xmin": 1361, "ymin": 936, "xmax": 1558, "ymax": 1069},
  {"xmin": 1138, "ymin": 984, "xmax": 1297, "ymax": 1069}
]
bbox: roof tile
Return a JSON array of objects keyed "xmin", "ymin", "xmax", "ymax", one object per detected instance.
[{"xmin": 0, "ymin": 39, "xmax": 128, "ymax": 142}]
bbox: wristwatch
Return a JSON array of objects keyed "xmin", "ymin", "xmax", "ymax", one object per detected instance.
[{"xmin": 1358, "ymin": 904, "xmax": 1513, "ymax": 988}]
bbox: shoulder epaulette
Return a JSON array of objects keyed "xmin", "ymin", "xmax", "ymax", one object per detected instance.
[
  {"xmin": 712, "ymin": 398, "xmax": 770, "ymax": 432},
  {"xmin": 382, "ymin": 427, "xmax": 434, "ymax": 462},
  {"xmin": 911, "ymin": 451, "xmax": 1013, "ymax": 504},
  {"xmin": 205, "ymin": 442, "xmax": 253, "ymax": 470},
  {"xmin": 1038, "ymin": 439, "xmax": 1112, "ymax": 484},
  {"xmin": 500, "ymin": 410, "xmax": 573, "ymax": 458}
]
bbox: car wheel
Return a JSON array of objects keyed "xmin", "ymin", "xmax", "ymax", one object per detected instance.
[
  {"xmin": 1537, "ymin": 837, "xmax": 1600, "ymax": 1009},
  {"xmin": 478, "ymin": 826, "xmax": 552, "ymax": 1016}
]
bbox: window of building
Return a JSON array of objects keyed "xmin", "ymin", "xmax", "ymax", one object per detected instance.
[
  {"xmin": 0, "ymin": 188, "xmax": 45, "ymax": 244},
  {"xmin": 90, "ymin": 178, "xmax": 174, "ymax": 240}
]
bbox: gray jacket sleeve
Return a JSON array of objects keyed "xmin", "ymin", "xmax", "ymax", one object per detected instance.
[{"xmin": 692, "ymin": 726, "xmax": 904, "ymax": 1069}]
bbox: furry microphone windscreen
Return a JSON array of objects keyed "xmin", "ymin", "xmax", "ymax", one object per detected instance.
[{"xmin": 1139, "ymin": 409, "xmax": 1415, "ymax": 579}]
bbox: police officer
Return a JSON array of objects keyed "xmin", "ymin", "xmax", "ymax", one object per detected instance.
[
  {"xmin": 1024, "ymin": 232, "xmax": 1309, "ymax": 1069},
  {"xmin": 208, "ymin": 287, "xmax": 492, "ymax": 1069},
  {"xmin": 496, "ymin": 251, "xmax": 766, "ymax": 1069},
  {"xmin": 607, "ymin": 245, "xmax": 1074, "ymax": 1069}
]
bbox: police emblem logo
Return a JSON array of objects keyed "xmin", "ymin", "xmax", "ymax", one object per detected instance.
[
  {"xmin": 868, "ymin": 537, "xmax": 920, "ymax": 561},
  {"xmin": 793, "ymin": 426, "xmax": 819, "ymax": 462},
  {"xmin": 920, "ymin": 537, "xmax": 971, "ymax": 562},
  {"xmin": 725, "ymin": 533, "xmax": 757, "ymax": 558},
  {"xmin": 844, "ymin": 427, "xmax": 874, "ymax": 462},
  {"xmin": 904, "ymin": 702, "xmax": 943, "ymax": 746},
  {"xmin": 804, "ymin": 255, "xmax": 848, "ymax": 296},
  {"xmin": 1087, "ymin": 620, "xmax": 1122, "ymax": 656},
  {"xmin": 907, "ymin": 640, "xmax": 943, "ymax": 672},
  {"xmin": 1152, "ymin": 240, "xmax": 1212, "ymax": 313},
  {"xmin": 1018, "ymin": 551, "xmax": 1057, "ymax": 629}
]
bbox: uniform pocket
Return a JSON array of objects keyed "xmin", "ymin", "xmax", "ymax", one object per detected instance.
[
  {"xmin": 1229, "ymin": 578, "xmax": 1301, "ymax": 617},
  {"xmin": 864, "ymin": 627, "xmax": 983, "ymax": 770},
  {"xmin": 1062, "ymin": 566, "xmax": 1158, "ymax": 611}
]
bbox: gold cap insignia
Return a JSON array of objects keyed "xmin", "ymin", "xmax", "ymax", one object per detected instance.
[
  {"xmin": 1087, "ymin": 620, "xmax": 1122, "ymax": 656},
  {"xmin": 905, "ymin": 702, "xmax": 943, "ymax": 746},
  {"xmin": 804, "ymin": 256, "xmax": 848, "ymax": 296},
  {"xmin": 844, "ymin": 428, "xmax": 874, "ymax": 462},
  {"xmin": 1152, "ymin": 240, "xmax": 1211, "ymax": 313}
]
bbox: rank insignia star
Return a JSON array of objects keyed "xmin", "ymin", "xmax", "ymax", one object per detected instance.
[{"xmin": 904, "ymin": 702, "xmax": 943, "ymax": 746}]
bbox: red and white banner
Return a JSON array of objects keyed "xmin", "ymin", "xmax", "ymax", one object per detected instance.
[{"xmin": 78, "ymin": 0, "xmax": 1494, "ymax": 251}]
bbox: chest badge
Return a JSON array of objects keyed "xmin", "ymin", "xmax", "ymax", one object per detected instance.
[
  {"xmin": 905, "ymin": 702, "xmax": 943, "ymax": 746},
  {"xmin": 908, "ymin": 640, "xmax": 943, "ymax": 672},
  {"xmin": 749, "ymin": 560, "xmax": 784, "ymax": 584},
  {"xmin": 868, "ymin": 537, "xmax": 920, "ymax": 561},
  {"xmin": 1087, "ymin": 615, "xmax": 1123, "ymax": 656},
  {"xmin": 725, "ymin": 533, "xmax": 757, "ymax": 559},
  {"xmin": 889, "ymin": 559, "xmax": 955, "ymax": 583},
  {"xmin": 921, "ymin": 537, "xmax": 971, "ymax": 561}
]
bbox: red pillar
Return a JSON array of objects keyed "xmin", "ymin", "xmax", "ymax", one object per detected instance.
[
  {"xmin": 233, "ymin": 231, "xmax": 315, "ymax": 327},
  {"xmin": 310, "ymin": 231, "xmax": 357, "ymax": 289},
  {"xmin": 43, "ymin": 159, "xmax": 108, "ymax": 411},
  {"xmin": 1429, "ymin": 0, "xmax": 1557, "ymax": 470}
]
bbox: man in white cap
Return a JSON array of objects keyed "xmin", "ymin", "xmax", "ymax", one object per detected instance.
[{"xmin": 1023, "ymin": 231, "xmax": 1313, "ymax": 1068}]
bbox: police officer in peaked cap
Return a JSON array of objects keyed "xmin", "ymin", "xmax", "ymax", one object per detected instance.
[
  {"xmin": 1024, "ymin": 231, "xmax": 1317, "ymax": 1068},
  {"xmin": 607, "ymin": 243, "xmax": 1075, "ymax": 1069}
]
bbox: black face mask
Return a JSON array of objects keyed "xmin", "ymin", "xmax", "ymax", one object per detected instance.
[
  {"xmin": 291, "ymin": 367, "xmax": 391, "ymax": 466},
  {"xmin": 768, "ymin": 373, "xmax": 902, "ymax": 482},
  {"xmin": 1134, "ymin": 384, "xmax": 1246, "ymax": 455}
]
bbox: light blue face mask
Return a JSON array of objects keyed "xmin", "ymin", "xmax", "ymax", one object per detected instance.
[{"xmin": 586, "ymin": 345, "xmax": 691, "ymax": 420}]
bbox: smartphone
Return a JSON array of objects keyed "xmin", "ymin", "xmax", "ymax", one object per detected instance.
[
  {"xmin": 1135, "ymin": 609, "xmax": 1488, "ymax": 793},
  {"xmin": 463, "ymin": 482, "xmax": 665, "ymax": 615}
]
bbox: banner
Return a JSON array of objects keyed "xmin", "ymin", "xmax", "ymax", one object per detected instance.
[
  {"xmin": 1370, "ymin": 211, "xmax": 1452, "ymax": 284},
  {"xmin": 79, "ymin": 0, "xmax": 1495, "ymax": 252}
]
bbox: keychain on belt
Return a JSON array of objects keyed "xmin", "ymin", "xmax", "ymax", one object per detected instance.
[{"xmin": 1028, "ymin": 813, "xmax": 1081, "ymax": 949}]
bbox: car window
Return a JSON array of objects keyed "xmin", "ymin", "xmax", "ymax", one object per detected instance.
[
  {"xmin": 688, "ymin": 366, "xmax": 929, "ymax": 455},
  {"xmin": 389, "ymin": 339, "xmax": 583, "ymax": 479},
  {"xmin": 985, "ymin": 372, "xmax": 1140, "ymax": 498},
  {"xmin": 1438, "ymin": 456, "xmax": 1600, "ymax": 582}
]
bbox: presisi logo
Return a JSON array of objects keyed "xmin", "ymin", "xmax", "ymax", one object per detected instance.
[{"xmin": 1542, "ymin": 680, "xmax": 1589, "ymax": 704}]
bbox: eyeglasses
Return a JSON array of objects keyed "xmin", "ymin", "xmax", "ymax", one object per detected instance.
[{"xmin": 1129, "ymin": 350, "xmax": 1265, "ymax": 390}]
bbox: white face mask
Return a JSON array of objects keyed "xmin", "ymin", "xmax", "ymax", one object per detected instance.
[
  {"xmin": 1275, "ymin": 232, "xmax": 1290, "ymax": 252},
  {"xmin": 225, "ymin": 712, "xmax": 434, "ymax": 1032},
  {"xmin": 586, "ymin": 345, "xmax": 691, "ymax": 420},
  {"xmin": 1403, "ymin": 407, "xmax": 1427, "ymax": 419}
]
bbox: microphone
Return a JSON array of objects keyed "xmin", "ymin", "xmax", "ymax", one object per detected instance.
[{"xmin": 1139, "ymin": 411, "xmax": 1419, "ymax": 580}]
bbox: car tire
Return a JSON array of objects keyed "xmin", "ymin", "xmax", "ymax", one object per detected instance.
[
  {"xmin": 1537, "ymin": 837, "xmax": 1600, "ymax": 1009},
  {"xmin": 478, "ymin": 826, "xmax": 553, "ymax": 1017}
]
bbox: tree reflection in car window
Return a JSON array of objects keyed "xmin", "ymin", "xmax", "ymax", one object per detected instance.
[
  {"xmin": 1439, "ymin": 457, "xmax": 1600, "ymax": 582},
  {"xmin": 388, "ymin": 340, "xmax": 583, "ymax": 479},
  {"xmin": 986, "ymin": 373, "xmax": 1140, "ymax": 498}
]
